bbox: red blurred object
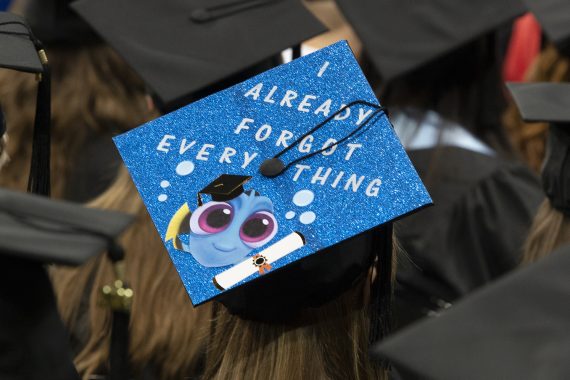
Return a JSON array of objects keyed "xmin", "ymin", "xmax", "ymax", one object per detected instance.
[{"xmin": 503, "ymin": 13, "xmax": 542, "ymax": 82}]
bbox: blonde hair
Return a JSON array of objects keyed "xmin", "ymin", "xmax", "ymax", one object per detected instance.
[
  {"xmin": 521, "ymin": 199, "xmax": 570, "ymax": 264},
  {"xmin": 0, "ymin": 44, "xmax": 150, "ymax": 198},
  {"xmin": 503, "ymin": 45, "xmax": 570, "ymax": 172},
  {"xmin": 204, "ymin": 284, "xmax": 386, "ymax": 380},
  {"xmin": 51, "ymin": 168, "xmax": 211, "ymax": 379},
  {"xmin": 203, "ymin": 236, "xmax": 399, "ymax": 380}
]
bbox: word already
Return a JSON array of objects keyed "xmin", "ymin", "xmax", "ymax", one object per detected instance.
[{"xmin": 243, "ymin": 82, "xmax": 377, "ymax": 126}]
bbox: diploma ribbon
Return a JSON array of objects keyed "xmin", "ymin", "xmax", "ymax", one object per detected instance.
[{"xmin": 252, "ymin": 254, "xmax": 272, "ymax": 274}]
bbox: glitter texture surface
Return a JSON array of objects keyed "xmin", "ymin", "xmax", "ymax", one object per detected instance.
[{"xmin": 114, "ymin": 41, "xmax": 432, "ymax": 305}]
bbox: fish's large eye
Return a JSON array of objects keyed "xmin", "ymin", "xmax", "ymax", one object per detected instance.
[
  {"xmin": 239, "ymin": 211, "xmax": 278, "ymax": 248},
  {"xmin": 190, "ymin": 202, "xmax": 233, "ymax": 235}
]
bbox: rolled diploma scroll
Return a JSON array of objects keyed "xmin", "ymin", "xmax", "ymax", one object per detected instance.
[{"xmin": 213, "ymin": 231, "xmax": 305, "ymax": 290}]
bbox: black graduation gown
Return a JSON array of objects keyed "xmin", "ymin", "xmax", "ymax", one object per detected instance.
[
  {"xmin": 393, "ymin": 146, "xmax": 543, "ymax": 329},
  {"xmin": 0, "ymin": 256, "xmax": 79, "ymax": 380}
]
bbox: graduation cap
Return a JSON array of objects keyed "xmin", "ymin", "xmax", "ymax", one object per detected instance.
[
  {"xmin": 71, "ymin": 0, "xmax": 327, "ymax": 112},
  {"xmin": 523, "ymin": 0, "xmax": 570, "ymax": 55},
  {"xmin": 335, "ymin": 0, "xmax": 526, "ymax": 82},
  {"xmin": 0, "ymin": 187, "xmax": 133, "ymax": 265},
  {"xmin": 371, "ymin": 243, "xmax": 570, "ymax": 380},
  {"xmin": 113, "ymin": 39, "xmax": 432, "ymax": 330},
  {"xmin": 507, "ymin": 82, "xmax": 570, "ymax": 215},
  {"xmin": 0, "ymin": 188, "xmax": 133, "ymax": 380},
  {"xmin": 198, "ymin": 174, "xmax": 252, "ymax": 205},
  {"xmin": 0, "ymin": 12, "xmax": 51, "ymax": 195},
  {"xmin": 22, "ymin": 0, "xmax": 100, "ymax": 45}
]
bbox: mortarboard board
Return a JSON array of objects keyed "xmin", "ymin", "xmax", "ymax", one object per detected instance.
[
  {"xmin": 507, "ymin": 82, "xmax": 570, "ymax": 214},
  {"xmin": 0, "ymin": 187, "xmax": 133, "ymax": 265},
  {"xmin": 0, "ymin": 12, "xmax": 51, "ymax": 195},
  {"xmin": 112, "ymin": 41, "xmax": 432, "ymax": 313},
  {"xmin": 372, "ymin": 243, "xmax": 570, "ymax": 380},
  {"xmin": 72, "ymin": 0, "xmax": 327, "ymax": 112},
  {"xmin": 335, "ymin": 0, "xmax": 526, "ymax": 82},
  {"xmin": 0, "ymin": 12, "xmax": 43, "ymax": 74},
  {"xmin": 523, "ymin": 0, "xmax": 570, "ymax": 56}
]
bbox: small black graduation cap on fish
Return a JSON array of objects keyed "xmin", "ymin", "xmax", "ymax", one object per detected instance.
[
  {"xmin": 523, "ymin": 0, "xmax": 570, "ymax": 56},
  {"xmin": 507, "ymin": 82, "xmax": 570, "ymax": 215},
  {"xmin": 335, "ymin": 0, "xmax": 526, "ymax": 82},
  {"xmin": 0, "ymin": 12, "xmax": 51, "ymax": 195},
  {"xmin": 371, "ymin": 243, "xmax": 570, "ymax": 380},
  {"xmin": 0, "ymin": 188, "xmax": 133, "ymax": 380},
  {"xmin": 72, "ymin": 0, "xmax": 326, "ymax": 112},
  {"xmin": 198, "ymin": 174, "xmax": 252, "ymax": 205}
]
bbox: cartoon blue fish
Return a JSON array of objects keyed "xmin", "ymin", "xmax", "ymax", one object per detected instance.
[{"xmin": 166, "ymin": 184, "xmax": 278, "ymax": 267}]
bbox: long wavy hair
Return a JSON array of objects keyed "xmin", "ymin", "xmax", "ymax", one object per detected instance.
[
  {"xmin": 203, "ymin": 240, "xmax": 399, "ymax": 380},
  {"xmin": 0, "ymin": 43, "xmax": 150, "ymax": 198},
  {"xmin": 503, "ymin": 45, "xmax": 570, "ymax": 172},
  {"xmin": 521, "ymin": 199, "xmax": 570, "ymax": 264},
  {"xmin": 51, "ymin": 168, "xmax": 211, "ymax": 379}
]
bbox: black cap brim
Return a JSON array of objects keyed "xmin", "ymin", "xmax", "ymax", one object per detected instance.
[
  {"xmin": 72, "ymin": 0, "xmax": 326, "ymax": 110},
  {"xmin": 0, "ymin": 12, "xmax": 43, "ymax": 73},
  {"xmin": 336, "ymin": 0, "xmax": 526, "ymax": 81},
  {"xmin": 372, "ymin": 244, "xmax": 570, "ymax": 380},
  {"xmin": 507, "ymin": 82, "xmax": 570, "ymax": 123},
  {"xmin": 0, "ymin": 188, "xmax": 133, "ymax": 266}
]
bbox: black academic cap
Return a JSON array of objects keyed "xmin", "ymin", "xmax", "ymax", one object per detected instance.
[
  {"xmin": 218, "ymin": 223, "xmax": 393, "ymax": 345},
  {"xmin": 372, "ymin": 243, "xmax": 570, "ymax": 380},
  {"xmin": 0, "ymin": 12, "xmax": 51, "ymax": 195},
  {"xmin": 0, "ymin": 187, "xmax": 133, "ymax": 266},
  {"xmin": 507, "ymin": 82, "xmax": 570, "ymax": 214},
  {"xmin": 524, "ymin": 0, "xmax": 570, "ymax": 55},
  {"xmin": 72, "ymin": 0, "xmax": 326, "ymax": 111},
  {"xmin": 0, "ymin": 12, "xmax": 43, "ymax": 73},
  {"xmin": 335, "ymin": 0, "xmax": 526, "ymax": 82},
  {"xmin": 507, "ymin": 82, "xmax": 570, "ymax": 123},
  {"xmin": 23, "ymin": 0, "xmax": 100, "ymax": 45},
  {"xmin": 199, "ymin": 174, "xmax": 252, "ymax": 204}
]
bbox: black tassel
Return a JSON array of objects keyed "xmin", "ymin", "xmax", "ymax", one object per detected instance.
[
  {"xmin": 292, "ymin": 44, "xmax": 301, "ymax": 60},
  {"xmin": 369, "ymin": 223, "xmax": 393, "ymax": 368},
  {"xmin": 27, "ymin": 45, "xmax": 51, "ymax": 196},
  {"xmin": 109, "ymin": 310, "xmax": 130, "ymax": 380}
]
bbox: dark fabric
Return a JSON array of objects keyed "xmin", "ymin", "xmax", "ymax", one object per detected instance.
[
  {"xmin": 0, "ymin": 257, "xmax": 79, "ymax": 380},
  {"xmin": 0, "ymin": 188, "xmax": 133, "ymax": 265},
  {"xmin": 23, "ymin": 0, "xmax": 101, "ymax": 45},
  {"xmin": 63, "ymin": 132, "xmax": 122, "ymax": 203},
  {"xmin": 218, "ymin": 226, "xmax": 390, "ymax": 322},
  {"xmin": 507, "ymin": 82, "xmax": 570, "ymax": 123},
  {"xmin": 0, "ymin": 13, "xmax": 43, "ymax": 73},
  {"xmin": 336, "ymin": 0, "xmax": 525, "ymax": 82},
  {"xmin": 393, "ymin": 147, "xmax": 543, "ymax": 328},
  {"xmin": 524, "ymin": 0, "xmax": 570, "ymax": 55},
  {"xmin": 72, "ymin": 0, "xmax": 325, "ymax": 110},
  {"xmin": 374, "ymin": 244, "xmax": 570, "ymax": 380}
]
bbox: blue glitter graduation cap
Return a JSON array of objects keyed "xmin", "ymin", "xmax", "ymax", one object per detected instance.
[{"xmin": 114, "ymin": 41, "xmax": 432, "ymax": 305}]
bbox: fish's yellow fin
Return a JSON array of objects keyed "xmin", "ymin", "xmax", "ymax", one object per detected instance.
[{"xmin": 165, "ymin": 203, "xmax": 191, "ymax": 250}]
